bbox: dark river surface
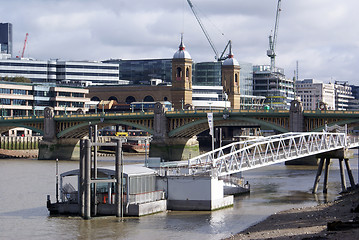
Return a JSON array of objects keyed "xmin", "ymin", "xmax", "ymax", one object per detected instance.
[{"xmin": 0, "ymin": 155, "xmax": 358, "ymax": 240}]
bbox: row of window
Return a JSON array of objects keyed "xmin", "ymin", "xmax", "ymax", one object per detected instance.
[
  {"xmin": 56, "ymin": 64, "xmax": 118, "ymax": 70},
  {"xmin": 56, "ymin": 72, "xmax": 119, "ymax": 77},
  {"xmin": 0, "ymin": 89, "xmax": 27, "ymax": 95},
  {"xmin": 0, "ymin": 90, "xmax": 85, "ymax": 98},
  {"xmin": 0, "ymin": 62, "xmax": 118, "ymax": 70}
]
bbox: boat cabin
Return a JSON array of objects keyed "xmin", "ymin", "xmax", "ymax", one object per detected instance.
[{"xmin": 48, "ymin": 164, "xmax": 166, "ymax": 217}]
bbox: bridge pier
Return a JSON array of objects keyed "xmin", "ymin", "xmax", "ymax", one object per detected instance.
[
  {"xmin": 39, "ymin": 138, "xmax": 81, "ymax": 160},
  {"xmin": 149, "ymin": 137, "xmax": 199, "ymax": 161},
  {"xmin": 312, "ymin": 149, "xmax": 357, "ymax": 194},
  {"xmin": 38, "ymin": 107, "xmax": 81, "ymax": 160},
  {"xmin": 150, "ymin": 102, "xmax": 199, "ymax": 161}
]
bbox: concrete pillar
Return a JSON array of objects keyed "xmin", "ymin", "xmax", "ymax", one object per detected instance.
[
  {"xmin": 339, "ymin": 158, "xmax": 347, "ymax": 192},
  {"xmin": 79, "ymin": 140, "xmax": 85, "ymax": 217},
  {"xmin": 323, "ymin": 158, "xmax": 330, "ymax": 193},
  {"xmin": 344, "ymin": 158, "xmax": 356, "ymax": 188},
  {"xmin": 115, "ymin": 139, "xmax": 123, "ymax": 218},
  {"xmin": 289, "ymin": 100, "xmax": 304, "ymax": 132},
  {"xmin": 312, "ymin": 158, "xmax": 325, "ymax": 194},
  {"xmin": 150, "ymin": 102, "xmax": 199, "ymax": 161},
  {"xmin": 84, "ymin": 139, "xmax": 91, "ymax": 220},
  {"xmin": 39, "ymin": 107, "xmax": 81, "ymax": 160}
]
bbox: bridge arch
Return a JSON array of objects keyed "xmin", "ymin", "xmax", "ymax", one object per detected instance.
[
  {"xmin": 57, "ymin": 120, "xmax": 154, "ymax": 138},
  {"xmin": 168, "ymin": 116, "xmax": 288, "ymax": 137},
  {"xmin": 0, "ymin": 124, "xmax": 44, "ymax": 135}
]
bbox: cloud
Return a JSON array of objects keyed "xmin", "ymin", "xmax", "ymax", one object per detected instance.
[{"xmin": 1, "ymin": 0, "xmax": 359, "ymax": 84}]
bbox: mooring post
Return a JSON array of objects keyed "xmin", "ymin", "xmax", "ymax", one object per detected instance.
[
  {"xmin": 115, "ymin": 138, "xmax": 123, "ymax": 218},
  {"xmin": 56, "ymin": 158, "xmax": 59, "ymax": 203},
  {"xmin": 84, "ymin": 139, "xmax": 91, "ymax": 220},
  {"xmin": 79, "ymin": 139, "xmax": 85, "ymax": 217},
  {"xmin": 344, "ymin": 158, "xmax": 356, "ymax": 188},
  {"xmin": 323, "ymin": 158, "xmax": 330, "ymax": 194},
  {"xmin": 339, "ymin": 158, "xmax": 347, "ymax": 192},
  {"xmin": 92, "ymin": 124, "xmax": 98, "ymax": 217},
  {"xmin": 312, "ymin": 158, "xmax": 325, "ymax": 194}
]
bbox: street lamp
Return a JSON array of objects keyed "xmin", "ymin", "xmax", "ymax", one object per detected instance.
[
  {"xmin": 209, "ymin": 102, "xmax": 212, "ymax": 111},
  {"xmin": 181, "ymin": 98, "xmax": 184, "ymax": 110},
  {"xmin": 224, "ymin": 92, "xmax": 228, "ymax": 110}
]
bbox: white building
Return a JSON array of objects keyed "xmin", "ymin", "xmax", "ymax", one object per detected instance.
[
  {"xmin": 0, "ymin": 81, "xmax": 89, "ymax": 117},
  {"xmin": 0, "ymin": 58, "xmax": 120, "ymax": 85},
  {"xmin": 296, "ymin": 79, "xmax": 353, "ymax": 110},
  {"xmin": 191, "ymin": 85, "xmax": 230, "ymax": 110},
  {"xmin": 335, "ymin": 83, "xmax": 354, "ymax": 110}
]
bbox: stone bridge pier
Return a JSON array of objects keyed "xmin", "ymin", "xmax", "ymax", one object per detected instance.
[
  {"xmin": 38, "ymin": 107, "xmax": 80, "ymax": 160},
  {"xmin": 149, "ymin": 102, "xmax": 199, "ymax": 161}
]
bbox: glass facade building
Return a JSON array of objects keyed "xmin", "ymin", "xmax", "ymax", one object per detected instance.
[
  {"xmin": 253, "ymin": 65, "xmax": 294, "ymax": 109},
  {"xmin": 103, "ymin": 59, "xmax": 172, "ymax": 84},
  {"xmin": 0, "ymin": 59, "xmax": 119, "ymax": 84},
  {"xmin": 0, "ymin": 23, "xmax": 12, "ymax": 57},
  {"xmin": 192, "ymin": 61, "xmax": 222, "ymax": 86}
]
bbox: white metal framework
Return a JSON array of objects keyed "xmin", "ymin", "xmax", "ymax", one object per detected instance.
[{"xmin": 186, "ymin": 132, "xmax": 359, "ymax": 177}]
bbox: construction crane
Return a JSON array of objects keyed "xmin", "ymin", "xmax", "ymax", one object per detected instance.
[
  {"xmin": 267, "ymin": 0, "xmax": 282, "ymax": 72},
  {"xmin": 186, "ymin": 0, "xmax": 230, "ymax": 61},
  {"xmin": 21, "ymin": 33, "xmax": 29, "ymax": 58}
]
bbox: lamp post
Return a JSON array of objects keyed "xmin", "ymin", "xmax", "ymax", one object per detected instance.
[
  {"xmin": 181, "ymin": 98, "xmax": 184, "ymax": 110},
  {"xmin": 224, "ymin": 92, "xmax": 228, "ymax": 110},
  {"xmin": 102, "ymin": 103, "xmax": 105, "ymax": 114},
  {"xmin": 209, "ymin": 102, "xmax": 212, "ymax": 111}
]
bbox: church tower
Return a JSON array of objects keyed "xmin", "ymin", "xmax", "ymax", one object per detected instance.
[
  {"xmin": 171, "ymin": 36, "xmax": 193, "ymax": 110},
  {"xmin": 221, "ymin": 41, "xmax": 241, "ymax": 109}
]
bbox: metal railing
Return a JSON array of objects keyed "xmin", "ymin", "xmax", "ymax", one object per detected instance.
[
  {"xmin": 127, "ymin": 190, "xmax": 165, "ymax": 204},
  {"xmin": 185, "ymin": 132, "xmax": 359, "ymax": 177}
]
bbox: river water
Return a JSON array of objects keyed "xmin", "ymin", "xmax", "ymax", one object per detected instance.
[{"xmin": 0, "ymin": 155, "xmax": 358, "ymax": 240}]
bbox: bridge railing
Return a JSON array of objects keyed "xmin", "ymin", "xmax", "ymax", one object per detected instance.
[{"xmin": 187, "ymin": 132, "xmax": 351, "ymax": 177}]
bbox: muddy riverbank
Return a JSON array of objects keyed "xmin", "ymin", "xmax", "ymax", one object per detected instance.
[{"xmin": 227, "ymin": 188, "xmax": 359, "ymax": 240}]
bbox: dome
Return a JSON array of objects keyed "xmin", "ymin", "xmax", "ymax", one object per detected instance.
[
  {"xmin": 222, "ymin": 41, "xmax": 239, "ymax": 66},
  {"xmin": 173, "ymin": 36, "xmax": 191, "ymax": 59},
  {"xmin": 173, "ymin": 49, "xmax": 192, "ymax": 59},
  {"xmin": 223, "ymin": 55, "xmax": 239, "ymax": 66}
]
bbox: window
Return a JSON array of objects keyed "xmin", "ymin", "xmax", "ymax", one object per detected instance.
[
  {"xmin": 13, "ymin": 89, "xmax": 27, "ymax": 95},
  {"xmin": 0, "ymin": 99, "xmax": 11, "ymax": 105},
  {"xmin": 0, "ymin": 89, "xmax": 11, "ymax": 94},
  {"xmin": 13, "ymin": 99, "xmax": 26, "ymax": 105}
]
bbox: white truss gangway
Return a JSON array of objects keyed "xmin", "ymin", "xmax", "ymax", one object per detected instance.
[{"xmin": 184, "ymin": 132, "xmax": 359, "ymax": 177}]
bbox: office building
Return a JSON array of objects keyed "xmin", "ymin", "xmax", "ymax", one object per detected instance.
[
  {"xmin": 0, "ymin": 58, "xmax": 119, "ymax": 85},
  {"xmin": 296, "ymin": 79, "xmax": 354, "ymax": 111},
  {"xmin": 0, "ymin": 81, "xmax": 89, "ymax": 117},
  {"xmin": 103, "ymin": 59, "xmax": 172, "ymax": 84},
  {"xmin": 0, "ymin": 23, "xmax": 12, "ymax": 57},
  {"xmin": 335, "ymin": 83, "xmax": 354, "ymax": 110},
  {"xmin": 253, "ymin": 65, "xmax": 295, "ymax": 109},
  {"xmin": 296, "ymin": 79, "xmax": 335, "ymax": 110}
]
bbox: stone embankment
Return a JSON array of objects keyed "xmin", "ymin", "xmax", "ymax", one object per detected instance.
[
  {"xmin": 0, "ymin": 136, "xmax": 41, "ymax": 158},
  {"xmin": 226, "ymin": 188, "xmax": 359, "ymax": 240}
]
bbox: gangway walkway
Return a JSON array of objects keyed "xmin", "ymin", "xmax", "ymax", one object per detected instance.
[{"xmin": 183, "ymin": 132, "xmax": 359, "ymax": 177}]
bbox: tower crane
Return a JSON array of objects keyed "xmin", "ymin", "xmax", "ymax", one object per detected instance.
[
  {"xmin": 186, "ymin": 0, "xmax": 230, "ymax": 61},
  {"xmin": 267, "ymin": 0, "xmax": 282, "ymax": 72},
  {"xmin": 21, "ymin": 33, "xmax": 29, "ymax": 58},
  {"xmin": 17, "ymin": 33, "xmax": 29, "ymax": 59}
]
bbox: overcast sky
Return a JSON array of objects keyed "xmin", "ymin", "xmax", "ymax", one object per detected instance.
[{"xmin": 2, "ymin": 0, "xmax": 359, "ymax": 84}]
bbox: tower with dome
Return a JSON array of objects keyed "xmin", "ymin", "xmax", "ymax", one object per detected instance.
[
  {"xmin": 221, "ymin": 41, "xmax": 241, "ymax": 109},
  {"xmin": 171, "ymin": 35, "xmax": 193, "ymax": 110}
]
